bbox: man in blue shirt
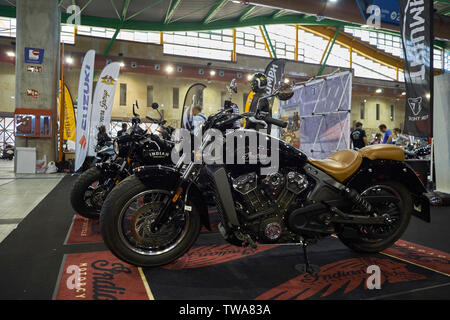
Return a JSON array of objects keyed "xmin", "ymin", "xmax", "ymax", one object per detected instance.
[{"xmin": 379, "ymin": 124, "xmax": 394, "ymax": 144}]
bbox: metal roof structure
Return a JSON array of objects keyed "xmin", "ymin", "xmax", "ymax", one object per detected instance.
[{"xmin": 0, "ymin": 0, "xmax": 448, "ymax": 46}]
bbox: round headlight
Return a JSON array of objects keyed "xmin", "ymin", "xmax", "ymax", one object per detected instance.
[{"xmin": 113, "ymin": 139, "xmax": 119, "ymax": 155}]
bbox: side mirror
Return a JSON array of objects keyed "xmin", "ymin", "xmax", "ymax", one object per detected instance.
[
  {"xmin": 151, "ymin": 102, "xmax": 159, "ymax": 110},
  {"xmin": 276, "ymin": 84, "xmax": 294, "ymax": 101}
]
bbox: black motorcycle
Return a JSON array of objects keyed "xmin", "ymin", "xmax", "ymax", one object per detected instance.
[
  {"xmin": 1, "ymin": 144, "xmax": 14, "ymax": 160},
  {"xmin": 100, "ymin": 85, "xmax": 430, "ymax": 270},
  {"xmin": 70, "ymin": 101, "xmax": 174, "ymax": 219}
]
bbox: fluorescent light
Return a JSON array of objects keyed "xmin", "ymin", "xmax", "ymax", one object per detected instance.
[
  {"xmin": 329, "ymin": 0, "xmax": 338, "ymax": 3},
  {"xmin": 6, "ymin": 51, "xmax": 15, "ymax": 57},
  {"xmin": 65, "ymin": 56, "xmax": 74, "ymax": 64},
  {"xmin": 210, "ymin": 70, "xmax": 216, "ymax": 76},
  {"xmin": 375, "ymin": 88, "xmax": 382, "ymax": 93},
  {"xmin": 166, "ymin": 65, "xmax": 174, "ymax": 73}
]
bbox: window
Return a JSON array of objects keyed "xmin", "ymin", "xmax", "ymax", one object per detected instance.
[
  {"xmin": 221, "ymin": 91, "xmax": 226, "ymax": 109},
  {"xmin": 173, "ymin": 87, "xmax": 179, "ymax": 109},
  {"xmin": 376, "ymin": 104, "xmax": 380, "ymax": 120},
  {"xmin": 360, "ymin": 102, "xmax": 365, "ymax": 119},
  {"xmin": 120, "ymin": 83, "xmax": 127, "ymax": 106},
  {"xmin": 390, "ymin": 105, "xmax": 394, "ymax": 121},
  {"xmin": 147, "ymin": 86, "xmax": 154, "ymax": 108}
]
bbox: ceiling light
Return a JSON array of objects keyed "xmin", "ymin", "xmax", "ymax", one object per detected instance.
[
  {"xmin": 364, "ymin": 99, "xmax": 367, "ymax": 103},
  {"xmin": 231, "ymin": 0, "xmax": 240, "ymax": 3},
  {"xmin": 247, "ymin": 74, "xmax": 253, "ymax": 81},
  {"xmin": 166, "ymin": 65, "xmax": 174, "ymax": 73},
  {"xmin": 6, "ymin": 51, "xmax": 15, "ymax": 57},
  {"xmin": 375, "ymin": 88, "xmax": 382, "ymax": 93},
  {"xmin": 284, "ymin": 78, "xmax": 290, "ymax": 84},
  {"xmin": 65, "ymin": 56, "xmax": 74, "ymax": 64},
  {"xmin": 120, "ymin": 61, "xmax": 125, "ymax": 67},
  {"xmin": 210, "ymin": 70, "xmax": 216, "ymax": 76},
  {"xmin": 328, "ymin": 0, "xmax": 338, "ymax": 3},
  {"xmin": 425, "ymin": 93, "xmax": 431, "ymax": 99},
  {"xmin": 401, "ymin": 91, "xmax": 406, "ymax": 95}
]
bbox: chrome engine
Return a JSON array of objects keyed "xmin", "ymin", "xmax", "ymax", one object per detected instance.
[{"xmin": 231, "ymin": 171, "xmax": 309, "ymax": 243}]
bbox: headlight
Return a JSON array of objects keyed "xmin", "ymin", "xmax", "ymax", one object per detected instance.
[{"xmin": 113, "ymin": 139, "xmax": 119, "ymax": 155}]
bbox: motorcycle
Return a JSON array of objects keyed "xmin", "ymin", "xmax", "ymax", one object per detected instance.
[
  {"xmin": 70, "ymin": 101, "xmax": 174, "ymax": 219},
  {"xmin": 1, "ymin": 144, "xmax": 14, "ymax": 160},
  {"xmin": 100, "ymin": 84, "xmax": 431, "ymax": 271}
]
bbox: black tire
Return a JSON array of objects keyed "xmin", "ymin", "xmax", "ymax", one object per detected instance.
[
  {"xmin": 337, "ymin": 180, "xmax": 412, "ymax": 253},
  {"xmin": 70, "ymin": 166, "xmax": 103, "ymax": 219},
  {"xmin": 100, "ymin": 175, "xmax": 201, "ymax": 267}
]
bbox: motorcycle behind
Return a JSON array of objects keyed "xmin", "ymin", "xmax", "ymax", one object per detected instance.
[
  {"xmin": 70, "ymin": 101, "xmax": 174, "ymax": 219},
  {"xmin": 99, "ymin": 85, "xmax": 431, "ymax": 270}
]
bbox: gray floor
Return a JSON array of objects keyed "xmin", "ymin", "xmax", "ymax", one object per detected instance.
[{"xmin": 0, "ymin": 160, "xmax": 64, "ymax": 243}]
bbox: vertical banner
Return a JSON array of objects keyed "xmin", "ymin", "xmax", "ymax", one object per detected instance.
[
  {"xmin": 74, "ymin": 50, "xmax": 95, "ymax": 172},
  {"xmin": 279, "ymin": 72, "xmax": 352, "ymax": 159},
  {"xmin": 399, "ymin": 0, "xmax": 433, "ymax": 137},
  {"xmin": 264, "ymin": 58, "xmax": 287, "ymax": 110},
  {"xmin": 58, "ymin": 81, "xmax": 76, "ymax": 142},
  {"xmin": 87, "ymin": 62, "xmax": 120, "ymax": 157}
]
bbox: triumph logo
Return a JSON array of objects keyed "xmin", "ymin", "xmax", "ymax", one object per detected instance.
[{"xmin": 407, "ymin": 97, "xmax": 423, "ymax": 116}]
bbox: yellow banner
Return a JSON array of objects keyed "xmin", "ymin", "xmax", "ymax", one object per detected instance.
[{"xmin": 58, "ymin": 81, "xmax": 76, "ymax": 142}]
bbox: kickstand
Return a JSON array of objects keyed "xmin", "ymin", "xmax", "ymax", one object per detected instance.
[{"xmin": 294, "ymin": 242, "xmax": 320, "ymax": 275}]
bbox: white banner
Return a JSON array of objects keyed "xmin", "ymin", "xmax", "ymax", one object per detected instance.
[
  {"xmin": 87, "ymin": 62, "xmax": 120, "ymax": 156},
  {"xmin": 74, "ymin": 49, "xmax": 95, "ymax": 172}
]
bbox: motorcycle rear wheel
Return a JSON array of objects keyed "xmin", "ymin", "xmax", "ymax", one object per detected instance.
[
  {"xmin": 100, "ymin": 175, "xmax": 200, "ymax": 267},
  {"xmin": 337, "ymin": 180, "xmax": 412, "ymax": 253}
]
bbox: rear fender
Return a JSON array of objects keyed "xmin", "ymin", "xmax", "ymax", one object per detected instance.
[
  {"xmin": 134, "ymin": 165, "xmax": 211, "ymax": 230},
  {"xmin": 346, "ymin": 160, "xmax": 430, "ymax": 222}
]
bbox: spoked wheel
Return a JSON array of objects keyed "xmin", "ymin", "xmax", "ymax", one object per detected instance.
[
  {"xmin": 337, "ymin": 181, "xmax": 412, "ymax": 253},
  {"xmin": 119, "ymin": 190, "xmax": 190, "ymax": 256},
  {"xmin": 100, "ymin": 175, "xmax": 200, "ymax": 267}
]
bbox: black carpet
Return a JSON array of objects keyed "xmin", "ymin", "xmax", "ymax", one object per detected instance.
[{"xmin": 0, "ymin": 175, "xmax": 106, "ymax": 300}]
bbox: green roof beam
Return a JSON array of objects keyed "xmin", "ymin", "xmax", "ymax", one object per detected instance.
[
  {"xmin": 126, "ymin": 0, "xmax": 166, "ymax": 21},
  {"xmin": 164, "ymin": 0, "xmax": 183, "ymax": 24},
  {"xmin": 203, "ymin": 0, "xmax": 228, "ymax": 24},
  {"xmin": 272, "ymin": 9, "xmax": 289, "ymax": 19},
  {"xmin": 104, "ymin": 0, "xmax": 132, "ymax": 55},
  {"xmin": 238, "ymin": 5, "xmax": 258, "ymax": 22}
]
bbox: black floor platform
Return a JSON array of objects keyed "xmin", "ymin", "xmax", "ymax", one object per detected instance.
[{"xmin": 0, "ymin": 176, "xmax": 449, "ymax": 300}]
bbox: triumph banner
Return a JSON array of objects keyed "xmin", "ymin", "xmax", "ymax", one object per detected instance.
[
  {"xmin": 264, "ymin": 58, "xmax": 286, "ymax": 110},
  {"xmin": 74, "ymin": 50, "xmax": 95, "ymax": 172},
  {"xmin": 279, "ymin": 71, "xmax": 352, "ymax": 159},
  {"xmin": 399, "ymin": 0, "xmax": 433, "ymax": 137},
  {"xmin": 87, "ymin": 62, "xmax": 120, "ymax": 157}
]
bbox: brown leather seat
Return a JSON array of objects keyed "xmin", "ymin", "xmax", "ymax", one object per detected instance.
[
  {"xmin": 308, "ymin": 149, "xmax": 362, "ymax": 182},
  {"xmin": 358, "ymin": 144, "xmax": 405, "ymax": 161}
]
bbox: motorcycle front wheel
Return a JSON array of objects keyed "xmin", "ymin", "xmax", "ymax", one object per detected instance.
[
  {"xmin": 100, "ymin": 175, "xmax": 200, "ymax": 267},
  {"xmin": 337, "ymin": 180, "xmax": 412, "ymax": 253},
  {"xmin": 70, "ymin": 166, "xmax": 107, "ymax": 219}
]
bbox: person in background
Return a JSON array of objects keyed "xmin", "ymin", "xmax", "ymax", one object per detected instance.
[
  {"xmin": 370, "ymin": 133, "xmax": 383, "ymax": 145},
  {"xmin": 393, "ymin": 128, "xmax": 410, "ymax": 147},
  {"xmin": 379, "ymin": 124, "xmax": 394, "ymax": 144},
  {"xmin": 350, "ymin": 121, "xmax": 368, "ymax": 150},
  {"xmin": 117, "ymin": 123, "xmax": 128, "ymax": 137},
  {"xmin": 192, "ymin": 105, "xmax": 207, "ymax": 133},
  {"xmin": 97, "ymin": 125, "xmax": 111, "ymax": 147}
]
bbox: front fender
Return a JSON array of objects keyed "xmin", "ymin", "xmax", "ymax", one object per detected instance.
[{"xmin": 133, "ymin": 165, "xmax": 211, "ymax": 230}]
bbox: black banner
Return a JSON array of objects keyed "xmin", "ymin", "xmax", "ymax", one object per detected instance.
[
  {"xmin": 399, "ymin": 0, "xmax": 434, "ymax": 137},
  {"xmin": 264, "ymin": 58, "xmax": 287, "ymax": 108}
]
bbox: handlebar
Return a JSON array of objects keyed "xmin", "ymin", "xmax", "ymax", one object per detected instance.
[{"xmin": 262, "ymin": 115, "xmax": 287, "ymax": 128}]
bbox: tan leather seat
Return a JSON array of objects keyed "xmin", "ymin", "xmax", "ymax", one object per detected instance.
[
  {"xmin": 358, "ymin": 144, "xmax": 404, "ymax": 161},
  {"xmin": 308, "ymin": 149, "xmax": 362, "ymax": 182}
]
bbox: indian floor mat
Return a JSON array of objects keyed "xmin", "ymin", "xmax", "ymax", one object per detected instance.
[{"xmin": 54, "ymin": 231, "xmax": 450, "ymax": 300}]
